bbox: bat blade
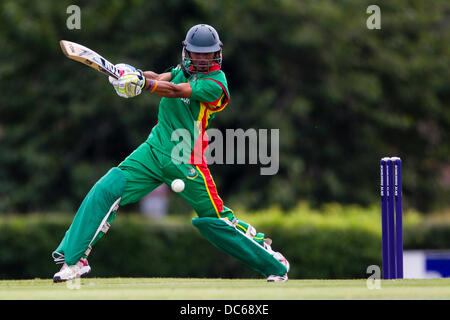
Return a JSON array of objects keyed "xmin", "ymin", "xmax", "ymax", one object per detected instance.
[{"xmin": 59, "ymin": 40, "xmax": 122, "ymax": 79}]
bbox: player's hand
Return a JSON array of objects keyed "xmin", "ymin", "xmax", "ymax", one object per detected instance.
[
  {"xmin": 108, "ymin": 63, "xmax": 136, "ymax": 83},
  {"xmin": 109, "ymin": 63, "xmax": 135, "ymax": 98},
  {"xmin": 110, "ymin": 71, "xmax": 145, "ymax": 98},
  {"xmin": 109, "ymin": 63, "xmax": 145, "ymax": 98}
]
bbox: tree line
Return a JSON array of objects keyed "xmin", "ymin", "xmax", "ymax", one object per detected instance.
[{"xmin": 0, "ymin": 0, "xmax": 448, "ymax": 213}]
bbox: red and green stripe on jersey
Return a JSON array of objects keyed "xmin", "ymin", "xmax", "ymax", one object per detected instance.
[
  {"xmin": 146, "ymin": 64, "xmax": 229, "ymax": 215},
  {"xmin": 147, "ymin": 63, "xmax": 229, "ymax": 166}
]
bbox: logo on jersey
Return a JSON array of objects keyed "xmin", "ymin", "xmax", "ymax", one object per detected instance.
[
  {"xmin": 187, "ymin": 167, "xmax": 198, "ymax": 180},
  {"xmin": 181, "ymin": 97, "xmax": 190, "ymax": 104}
]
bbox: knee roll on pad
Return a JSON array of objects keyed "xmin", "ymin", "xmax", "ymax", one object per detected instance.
[{"xmin": 192, "ymin": 217, "xmax": 287, "ymax": 277}]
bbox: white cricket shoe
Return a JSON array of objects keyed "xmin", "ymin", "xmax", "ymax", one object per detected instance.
[
  {"xmin": 267, "ymin": 251, "xmax": 290, "ymax": 283},
  {"xmin": 267, "ymin": 274, "xmax": 289, "ymax": 282},
  {"xmin": 53, "ymin": 257, "xmax": 91, "ymax": 283}
]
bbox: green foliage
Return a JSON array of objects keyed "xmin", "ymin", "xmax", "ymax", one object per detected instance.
[
  {"xmin": 0, "ymin": 204, "xmax": 447, "ymax": 280},
  {"xmin": 0, "ymin": 0, "xmax": 449, "ymax": 213}
]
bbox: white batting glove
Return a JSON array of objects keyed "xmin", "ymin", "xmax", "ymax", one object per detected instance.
[{"xmin": 109, "ymin": 63, "xmax": 145, "ymax": 98}]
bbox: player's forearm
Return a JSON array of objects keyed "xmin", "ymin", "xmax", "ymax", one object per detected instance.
[
  {"xmin": 143, "ymin": 71, "xmax": 171, "ymax": 81},
  {"xmin": 144, "ymin": 79, "xmax": 191, "ymax": 98}
]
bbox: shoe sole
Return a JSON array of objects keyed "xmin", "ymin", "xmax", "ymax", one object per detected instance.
[
  {"xmin": 267, "ymin": 278, "xmax": 288, "ymax": 283},
  {"xmin": 266, "ymin": 275, "xmax": 288, "ymax": 282}
]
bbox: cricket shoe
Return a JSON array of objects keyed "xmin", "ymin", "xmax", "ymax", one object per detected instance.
[
  {"xmin": 53, "ymin": 258, "xmax": 91, "ymax": 283},
  {"xmin": 267, "ymin": 251, "xmax": 290, "ymax": 283}
]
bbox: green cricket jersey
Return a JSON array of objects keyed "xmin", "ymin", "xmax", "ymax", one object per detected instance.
[{"xmin": 146, "ymin": 64, "xmax": 230, "ymax": 165}]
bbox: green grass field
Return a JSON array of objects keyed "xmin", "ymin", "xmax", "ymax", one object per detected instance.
[{"xmin": 1, "ymin": 278, "xmax": 450, "ymax": 300}]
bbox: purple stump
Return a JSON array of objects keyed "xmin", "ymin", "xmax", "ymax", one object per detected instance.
[
  {"xmin": 380, "ymin": 158, "xmax": 389, "ymax": 279},
  {"xmin": 393, "ymin": 157, "xmax": 403, "ymax": 278},
  {"xmin": 387, "ymin": 158, "xmax": 396, "ymax": 279}
]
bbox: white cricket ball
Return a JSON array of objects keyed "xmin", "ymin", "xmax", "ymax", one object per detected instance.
[{"xmin": 171, "ymin": 179, "xmax": 185, "ymax": 193}]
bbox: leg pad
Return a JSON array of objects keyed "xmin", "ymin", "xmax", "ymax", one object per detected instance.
[
  {"xmin": 192, "ymin": 217, "xmax": 287, "ymax": 277},
  {"xmin": 53, "ymin": 168, "xmax": 126, "ymax": 265}
]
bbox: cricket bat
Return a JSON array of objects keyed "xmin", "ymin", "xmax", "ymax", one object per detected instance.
[{"xmin": 59, "ymin": 40, "xmax": 122, "ymax": 79}]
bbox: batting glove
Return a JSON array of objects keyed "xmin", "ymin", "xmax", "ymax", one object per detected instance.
[{"xmin": 109, "ymin": 63, "xmax": 145, "ymax": 98}]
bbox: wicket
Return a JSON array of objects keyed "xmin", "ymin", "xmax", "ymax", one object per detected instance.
[{"xmin": 380, "ymin": 157, "xmax": 403, "ymax": 279}]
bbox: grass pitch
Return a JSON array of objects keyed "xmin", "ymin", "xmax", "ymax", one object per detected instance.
[{"xmin": 1, "ymin": 278, "xmax": 450, "ymax": 300}]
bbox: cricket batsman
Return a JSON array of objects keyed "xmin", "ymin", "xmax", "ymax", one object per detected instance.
[{"xmin": 52, "ymin": 24, "xmax": 290, "ymax": 282}]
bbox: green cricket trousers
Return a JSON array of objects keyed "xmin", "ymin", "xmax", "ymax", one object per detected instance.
[{"xmin": 53, "ymin": 142, "xmax": 287, "ymax": 277}]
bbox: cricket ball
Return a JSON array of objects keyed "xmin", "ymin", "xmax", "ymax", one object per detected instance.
[{"xmin": 171, "ymin": 179, "xmax": 185, "ymax": 193}]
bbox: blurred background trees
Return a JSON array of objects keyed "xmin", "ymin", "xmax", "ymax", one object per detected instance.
[{"xmin": 0, "ymin": 0, "xmax": 448, "ymax": 214}]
